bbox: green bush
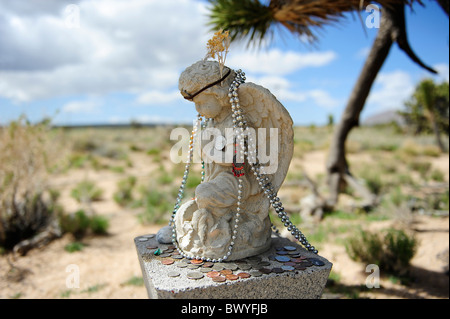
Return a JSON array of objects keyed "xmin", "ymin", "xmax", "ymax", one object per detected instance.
[
  {"xmin": 113, "ymin": 176, "xmax": 137, "ymax": 207},
  {"xmin": 89, "ymin": 215, "xmax": 109, "ymax": 235},
  {"xmin": 71, "ymin": 180, "xmax": 103, "ymax": 203},
  {"xmin": 59, "ymin": 209, "xmax": 109, "ymax": 239},
  {"xmin": 346, "ymin": 228, "xmax": 417, "ymax": 276}
]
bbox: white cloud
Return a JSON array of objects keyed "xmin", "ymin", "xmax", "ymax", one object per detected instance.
[
  {"xmin": 136, "ymin": 90, "xmax": 180, "ymax": 105},
  {"xmin": 227, "ymin": 49, "xmax": 337, "ymax": 75},
  {"xmin": 433, "ymin": 63, "xmax": 449, "ymax": 82},
  {"xmin": 367, "ymin": 70, "xmax": 415, "ymax": 111},
  {"xmin": 62, "ymin": 97, "xmax": 102, "ymax": 114},
  {"xmin": 0, "ymin": 0, "xmax": 209, "ymax": 102}
]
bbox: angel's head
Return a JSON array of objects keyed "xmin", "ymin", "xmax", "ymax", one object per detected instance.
[{"xmin": 179, "ymin": 60, "xmax": 235, "ymax": 119}]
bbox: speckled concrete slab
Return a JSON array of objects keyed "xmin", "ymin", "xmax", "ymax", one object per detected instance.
[{"xmin": 135, "ymin": 233, "xmax": 332, "ymax": 299}]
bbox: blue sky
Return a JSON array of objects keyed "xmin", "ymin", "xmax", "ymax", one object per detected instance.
[{"xmin": 0, "ymin": 0, "xmax": 448, "ymax": 126}]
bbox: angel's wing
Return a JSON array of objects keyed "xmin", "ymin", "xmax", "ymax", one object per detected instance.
[{"xmin": 238, "ymin": 82, "xmax": 294, "ymax": 192}]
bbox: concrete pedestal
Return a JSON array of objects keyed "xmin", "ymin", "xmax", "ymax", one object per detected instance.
[{"xmin": 135, "ymin": 233, "xmax": 332, "ymax": 299}]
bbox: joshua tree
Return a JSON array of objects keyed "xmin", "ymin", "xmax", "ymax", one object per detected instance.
[{"xmin": 208, "ymin": 0, "xmax": 445, "ymax": 217}]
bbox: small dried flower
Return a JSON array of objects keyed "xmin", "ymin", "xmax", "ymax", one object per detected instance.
[{"xmin": 205, "ymin": 29, "xmax": 231, "ymax": 78}]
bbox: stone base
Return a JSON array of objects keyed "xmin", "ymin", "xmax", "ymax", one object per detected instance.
[{"xmin": 135, "ymin": 233, "xmax": 332, "ymax": 299}]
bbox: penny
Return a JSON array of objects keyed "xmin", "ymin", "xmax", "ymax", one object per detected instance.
[
  {"xmin": 190, "ymin": 259, "xmax": 204, "ymax": 265},
  {"xmin": 249, "ymin": 270, "xmax": 262, "ymax": 277},
  {"xmin": 275, "ymin": 256, "xmax": 290, "ymax": 262},
  {"xmin": 212, "ymin": 276, "xmax": 226, "ymax": 282},
  {"xmin": 284, "ymin": 262, "xmax": 296, "ymax": 267},
  {"xmin": 308, "ymin": 258, "xmax": 325, "ymax": 266},
  {"xmin": 206, "ymin": 271, "xmax": 221, "ymax": 278},
  {"xmin": 167, "ymin": 245, "xmax": 176, "ymax": 250},
  {"xmin": 226, "ymin": 274, "xmax": 239, "ymax": 281},
  {"xmin": 220, "ymin": 269, "xmax": 233, "ymax": 276},
  {"xmin": 146, "ymin": 245, "xmax": 158, "ymax": 250},
  {"xmin": 283, "ymin": 245, "xmax": 297, "ymax": 251},
  {"xmin": 202, "ymin": 262, "xmax": 214, "ymax": 268},
  {"xmin": 272, "ymin": 267, "xmax": 284, "ymax": 274},
  {"xmin": 281, "ymin": 265, "xmax": 295, "ymax": 271},
  {"xmin": 187, "ymin": 272, "xmax": 204, "ymax": 280},
  {"xmin": 167, "ymin": 271, "xmax": 180, "ymax": 277},
  {"xmin": 237, "ymin": 272, "xmax": 251, "ymax": 279},
  {"xmin": 259, "ymin": 268, "xmax": 271, "ymax": 274},
  {"xmin": 161, "ymin": 258, "xmax": 175, "ymax": 265}
]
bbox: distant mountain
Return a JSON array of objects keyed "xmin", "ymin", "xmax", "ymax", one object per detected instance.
[{"xmin": 362, "ymin": 109, "xmax": 405, "ymax": 126}]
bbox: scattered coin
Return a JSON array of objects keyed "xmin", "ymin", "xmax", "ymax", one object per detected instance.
[
  {"xmin": 190, "ymin": 259, "xmax": 204, "ymax": 265},
  {"xmin": 275, "ymin": 246, "xmax": 284, "ymax": 251},
  {"xmin": 212, "ymin": 276, "xmax": 226, "ymax": 283},
  {"xmin": 281, "ymin": 265, "xmax": 295, "ymax": 271},
  {"xmin": 202, "ymin": 262, "xmax": 214, "ymax": 268},
  {"xmin": 257, "ymin": 261, "xmax": 271, "ymax": 267},
  {"xmin": 187, "ymin": 264, "xmax": 200, "ymax": 269},
  {"xmin": 307, "ymin": 258, "xmax": 325, "ymax": 266},
  {"xmin": 172, "ymin": 255, "xmax": 183, "ymax": 259},
  {"xmin": 283, "ymin": 246, "xmax": 297, "ymax": 251},
  {"xmin": 159, "ymin": 253, "xmax": 172, "ymax": 258},
  {"xmin": 275, "ymin": 256, "xmax": 290, "ymax": 262},
  {"xmin": 249, "ymin": 270, "xmax": 262, "ymax": 277},
  {"xmin": 237, "ymin": 263, "xmax": 252, "ymax": 271},
  {"xmin": 220, "ymin": 269, "xmax": 233, "ymax": 276},
  {"xmin": 187, "ymin": 272, "xmax": 204, "ymax": 280},
  {"xmin": 167, "ymin": 245, "xmax": 176, "ymax": 250},
  {"xmin": 138, "ymin": 237, "xmax": 149, "ymax": 242},
  {"xmin": 215, "ymin": 262, "xmax": 228, "ymax": 268},
  {"xmin": 226, "ymin": 274, "xmax": 239, "ymax": 281},
  {"xmin": 284, "ymin": 262, "xmax": 296, "ymax": 267},
  {"xmin": 167, "ymin": 271, "xmax": 180, "ymax": 278},
  {"xmin": 272, "ymin": 267, "xmax": 284, "ymax": 274},
  {"xmin": 259, "ymin": 268, "xmax": 271, "ymax": 274},
  {"xmin": 146, "ymin": 245, "xmax": 158, "ymax": 250},
  {"xmin": 290, "ymin": 253, "xmax": 302, "ymax": 258},
  {"xmin": 287, "ymin": 251, "xmax": 300, "ymax": 255},
  {"xmin": 276, "ymin": 251, "xmax": 288, "ymax": 255},
  {"xmin": 200, "ymin": 268, "xmax": 212, "ymax": 273},
  {"xmin": 161, "ymin": 258, "xmax": 175, "ymax": 265},
  {"xmin": 300, "ymin": 261, "xmax": 313, "ymax": 267},
  {"xmin": 206, "ymin": 271, "xmax": 221, "ymax": 278},
  {"xmin": 295, "ymin": 265, "xmax": 306, "ymax": 270},
  {"xmin": 247, "ymin": 256, "xmax": 261, "ymax": 263},
  {"xmin": 176, "ymin": 263, "xmax": 188, "ymax": 268},
  {"xmin": 224, "ymin": 263, "xmax": 238, "ymax": 271},
  {"xmin": 237, "ymin": 272, "xmax": 251, "ymax": 279},
  {"xmin": 212, "ymin": 264, "xmax": 224, "ymax": 271}
]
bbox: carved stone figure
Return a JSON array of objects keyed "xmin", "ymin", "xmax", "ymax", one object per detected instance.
[{"xmin": 170, "ymin": 60, "xmax": 294, "ymax": 261}]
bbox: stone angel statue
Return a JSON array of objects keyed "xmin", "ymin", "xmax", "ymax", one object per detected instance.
[{"xmin": 164, "ymin": 59, "xmax": 297, "ymax": 262}]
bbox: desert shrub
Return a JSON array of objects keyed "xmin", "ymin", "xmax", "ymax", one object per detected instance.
[
  {"xmin": 71, "ymin": 180, "xmax": 103, "ymax": 203},
  {"xmin": 137, "ymin": 187, "xmax": 172, "ymax": 224},
  {"xmin": 59, "ymin": 209, "xmax": 109, "ymax": 239},
  {"xmin": 346, "ymin": 228, "xmax": 417, "ymax": 275},
  {"xmin": 113, "ymin": 176, "xmax": 137, "ymax": 207},
  {"xmin": 0, "ymin": 117, "xmax": 60, "ymax": 250}
]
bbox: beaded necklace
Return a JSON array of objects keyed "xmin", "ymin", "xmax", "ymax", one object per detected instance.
[{"xmin": 169, "ymin": 69, "xmax": 317, "ymax": 262}]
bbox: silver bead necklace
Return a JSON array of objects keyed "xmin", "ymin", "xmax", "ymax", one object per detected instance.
[{"xmin": 169, "ymin": 69, "xmax": 317, "ymax": 262}]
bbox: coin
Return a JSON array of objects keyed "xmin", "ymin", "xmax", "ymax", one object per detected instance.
[
  {"xmin": 168, "ymin": 245, "xmax": 176, "ymax": 250},
  {"xmin": 200, "ymin": 268, "xmax": 212, "ymax": 273},
  {"xmin": 172, "ymin": 255, "xmax": 183, "ymax": 259},
  {"xmin": 259, "ymin": 268, "xmax": 271, "ymax": 274},
  {"xmin": 202, "ymin": 262, "xmax": 214, "ymax": 268},
  {"xmin": 246, "ymin": 256, "xmax": 261, "ymax": 262},
  {"xmin": 220, "ymin": 269, "xmax": 232, "ymax": 276},
  {"xmin": 138, "ymin": 237, "xmax": 149, "ymax": 242},
  {"xmin": 290, "ymin": 253, "xmax": 302, "ymax": 258},
  {"xmin": 190, "ymin": 259, "xmax": 204, "ymax": 265},
  {"xmin": 249, "ymin": 270, "xmax": 262, "ymax": 277},
  {"xmin": 300, "ymin": 261, "xmax": 313, "ymax": 267},
  {"xmin": 283, "ymin": 246, "xmax": 297, "ymax": 251},
  {"xmin": 167, "ymin": 271, "xmax": 180, "ymax": 277},
  {"xmin": 212, "ymin": 264, "xmax": 224, "ymax": 271},
  {"xmin": 284, "ymin": 262, "xmax": 296, "ymax": 267},
  {"xmin": 295, "ymin": 264, "xmax": 306, "ymax": 270},
  {"xmin": 276, "ymin": 251, "xmax": 288, "ymax": 255},
  {"xmin": 187, "ymin": 264, "xmax": 200, "ymax": 269},
  {"xmin": 272, "ymin": 267, "xmax": 284, "ymax": 274},
  {"xmin": 224, "ymin": 263, "xmax": 238, "ymax": 271},
  {"xmin": 226, "ymin": 274, "xmax": 239, "ymax": 281},
  {"xmin": 275, "ymin": 256, "xmax": 290, "ymax": 262},
  {"xmin": 215, "ymin": 262, "xmax": 228, "ymax": 268},
  {"xmin": 161, "ymin": 258, "xmax": 175, "ymax": 265},
  {"xmin": 257, "ymin": 261, "xmax": 271, "ymax": 267},
  {"xmin": 187, "ymin": 272, "xmax": 204, "ymax": 280},
  {"xmin": 237, "ymin": 272, "xmax": 251, "ymax": 279},
  {"xmin": 275, "ymin": 246, "xmax": 284, "ymax": 251},
  {"xmin": 212, "ymin": 276, "xmax": 226, "ymax": 282},
  {"xmin": 146, "ymin": 245, "xmax": 158, "ymax": 250},
  {"xmin": 281, "ymin": 265, "xmax": 295, "ymax": 271},
  {"xmin": 206, "ymin": 271, "xmax": 221, "ymax": 278},
  {"xmin": 159, "ymin": 253, "xmax": 172, "ymax": 258},
  {"xmin": 237, "ymin": 263, "xmax": 252, "ymax": 271},
  {"xmin": 176, "ymin": 263, "xmax": 187, "ymax": 268},
  {"xmin": 307, "ymin": 258, "xmax": 325, "ymax": 266}
]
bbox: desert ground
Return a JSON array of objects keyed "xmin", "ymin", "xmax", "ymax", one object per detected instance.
[{"xmin": 0, "ymin": 125, "xmax": 448, "ymax": 299}]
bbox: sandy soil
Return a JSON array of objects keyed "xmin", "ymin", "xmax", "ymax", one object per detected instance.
[{"xmin": 0, "ymin": 150, "xmax": 448, "ymax": 299}]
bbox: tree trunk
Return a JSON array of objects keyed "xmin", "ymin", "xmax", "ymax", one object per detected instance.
[{"xmin": 325, "ymin": 6, "xmax": 397, "ymax": 208}]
